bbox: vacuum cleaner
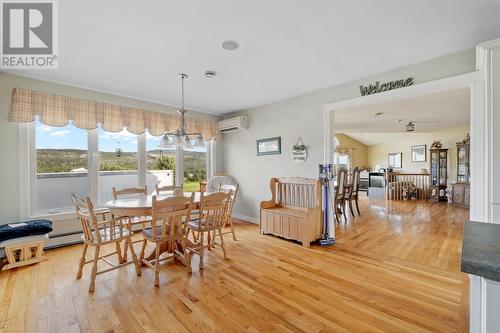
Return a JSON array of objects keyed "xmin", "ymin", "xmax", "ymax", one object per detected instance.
[{"xmin": 319, "ymin": 163, "xmax": 336, "ymax": 246}]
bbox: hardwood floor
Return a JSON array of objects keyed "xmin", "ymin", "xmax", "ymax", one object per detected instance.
[{"xmin": 0, "ymin": 197, "xmax": 469, "ymax": 333}]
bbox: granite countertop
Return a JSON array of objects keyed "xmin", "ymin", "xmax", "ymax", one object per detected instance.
[{"xmin": 461, "ymin": 221, "xmax": 500, "ymax": 281}]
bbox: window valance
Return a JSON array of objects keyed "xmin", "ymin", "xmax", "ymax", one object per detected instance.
[{"xmin": 8, "ymin": 88, "xmax": 219, "ymax": 139}]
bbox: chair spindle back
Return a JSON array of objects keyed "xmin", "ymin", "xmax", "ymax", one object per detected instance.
[
  {"xmin": 150, "ymin": 194, "xmax": 194, "ymax": 240},
  {"xmin": 155, "ymin": 185, "xmax": 184, "ymax": 196},
  {"xmin": 198, "ymin": 192, "xmax": 230, "ymax": 229},
  {"xmin": 351, "ymin": 167, "xmax": 360, "ymax": 196},
  {"xmin": 72, "ymin": 193, "xmax": 100, "ymax": 243},
  {"xmin": 335, "ymin": 170, "xmax": 347, "ymax": 200},
  {"xmin": 112, "ymin": 186, "xmax": 147, "ymax": 199}
]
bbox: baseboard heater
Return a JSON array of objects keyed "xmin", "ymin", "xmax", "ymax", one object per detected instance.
[
  {"xmin": 44, "ymin": 223, "xmax": 147, "ymax": 250},
  {"xmin": 45, "ymin": 231, "xmax": 83, "ymax": 249}
]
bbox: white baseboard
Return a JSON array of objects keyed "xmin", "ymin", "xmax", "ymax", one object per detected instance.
[{"xmin": 232, "ymin": 213, "xmax": 258, "ymax": 224}]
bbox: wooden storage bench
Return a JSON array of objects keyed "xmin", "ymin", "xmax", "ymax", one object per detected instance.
[
  {"xmin": 0, "ymin": 220, "xmax": 52, "ymax": 271},
  {"xmin": 260, "ymin": 178, "xmax": 322, "ymax": 247},
  {"xmin": 1, "ymin": 235, "xmax": 48, "ymax": 270}
]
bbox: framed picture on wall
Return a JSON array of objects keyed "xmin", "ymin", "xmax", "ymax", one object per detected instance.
[
  {"xmin": 388, "ymin": 152, "xmax": 403, "ymax": 168},
  {"xmin": 257, "ymin": 137, "xmax": 281, "ymax": 156},
  {"xmin": 411, "ymin": 144, "xmax": 427, "ymax": 162}
]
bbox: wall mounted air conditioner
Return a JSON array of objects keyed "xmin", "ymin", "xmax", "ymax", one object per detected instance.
[{"xmin": 218, "ymin": 115, "xmax": 248, "ymax": 133}]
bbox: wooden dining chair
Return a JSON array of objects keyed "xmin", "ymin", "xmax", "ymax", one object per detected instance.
[
  {"xmin": 139, "ymin": 194, "xmax": 194, "ymax": 287},
  {"xmin": 334, "ymin": 170, "xmax": 348, "ymax": 222},
  {"xmin": 345, "ymin": 167, "xmax": 361, "ymax": 216},
  {"xmin": 217, "ymin": 184, "xmax": 239, "ymax": 241},
  {"xmin": 71, "ymin": 193, "xmax": 139, "ymax": 292},
  {"xmin": 155, "ymin": 184, "xmax": 184, "ymax": 196},
  {"xmin": 112, "ymin": 186, "xmax": 148, "ymax": 199},
  {"xmin": 111, "ymin": 186, "xmax": 150, "ymax": 260},
  {"xmin": 186, "ymin": 192, "xmax": 230, "ymax": 269}
]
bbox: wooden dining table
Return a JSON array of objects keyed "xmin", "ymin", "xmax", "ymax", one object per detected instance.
[
  {"xmin": 104, "ymin": 192, "xmax": 208, "ymax": 263},
  {"xmin": 104, "ymin": 192, "xmax": 206, "ymax": 217}
]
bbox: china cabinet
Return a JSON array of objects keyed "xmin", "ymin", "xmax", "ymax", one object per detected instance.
[
  {"xmin": 429, "ymin": 148, "xmax": 448, "ymax": 202},
  {"xmin": 452, "ymin": 140, "xmax": 470, "ymax": 207}
]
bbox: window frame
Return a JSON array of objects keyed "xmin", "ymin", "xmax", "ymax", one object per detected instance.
[{"xmin": 20, "ymin": 123, "xmax": 215, "ymax": 220}]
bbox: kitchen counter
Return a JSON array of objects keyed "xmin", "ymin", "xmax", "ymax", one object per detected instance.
[{"xmin": 461, "ymin": 221, "xmax": 500, "ymax": 281}]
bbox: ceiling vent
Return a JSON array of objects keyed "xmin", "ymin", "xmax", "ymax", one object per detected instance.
[{"xmin": 218, "ymin": 115, "xmax": 248, "ymax": 133}]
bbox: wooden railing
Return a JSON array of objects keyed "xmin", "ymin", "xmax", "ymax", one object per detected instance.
[{"xmin": 386, "ymin": 172, "xmax": 430, "ymax": 200}]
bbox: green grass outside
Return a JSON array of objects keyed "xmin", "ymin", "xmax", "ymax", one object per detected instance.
[{"xmin": 183, "ymin": 181, "xmax": 200, "ymax": 192}]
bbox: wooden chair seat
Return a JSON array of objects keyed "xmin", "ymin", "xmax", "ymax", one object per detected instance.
[
  {"xmin": 141, "ymin": 226, "xmax": 178, "ymax": 242},
  {"xmin": 85, "ymin": 227, "xmax": 130, "ymax": 244},
  {"xmin": 186, "ymin": 219, "xmax": 216, "ymax": 232}
]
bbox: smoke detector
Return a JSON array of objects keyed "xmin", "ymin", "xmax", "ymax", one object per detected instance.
[
  {"xmin": 204, "ymin": 71, "xmax": 216, "ymax": 79},
  {"xmin": 222, "ymin": 40, "xmax": 239, "ymax": 51}
]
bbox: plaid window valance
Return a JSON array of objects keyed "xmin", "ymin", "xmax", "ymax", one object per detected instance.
[{"xmin": 8, "ymin": 88, "xmax": 219, "ymax": 139}]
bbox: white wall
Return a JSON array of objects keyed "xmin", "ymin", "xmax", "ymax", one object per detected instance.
[
  {"xmin": 0, "ymin": 73, "xmax": 221, "ymax": 223},
  {"xmin": 223, "ymin": 49, "xmax": 476, "ymax": 220}
]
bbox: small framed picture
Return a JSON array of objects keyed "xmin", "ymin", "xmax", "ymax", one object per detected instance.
[
  {"xmin": 388, "ymin": 152, "xmax": 402, "ymax": 168},
  {"xmin": 411, "ymin": 144, "xmax": 427, "ymax": 162},
  {"xmin": 257, "ymin": 137, "xmax": 281, "ymax": 156}
]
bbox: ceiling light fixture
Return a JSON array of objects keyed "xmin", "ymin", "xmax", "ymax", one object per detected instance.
[
  {"xmin": 204, "ymin": 71, "xmax": 216, "ymax": 79},
  {"xmin": 222, "ymin": 40, "xmax": 239, "ymax": 51},
  {"xmin": 406, "ymin": 121, "xmax": 415, "ymax": 132},
  {"xmin": 159, "ymin": 74, "xmax": 204, "ymax": 149}
]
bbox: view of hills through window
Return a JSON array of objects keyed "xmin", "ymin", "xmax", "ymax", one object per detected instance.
[
  {"xmin": 36, "ymin": 120, "xmax": 88, "ymax": 173},
  {"xmin": 35, "ymin": 120, "xmax": 207, "ymax": 196}
]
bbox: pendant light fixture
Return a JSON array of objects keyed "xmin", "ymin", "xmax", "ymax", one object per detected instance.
[{"xmin": 159, "ymin": 74, "xmax": 205, "ymax": 148}]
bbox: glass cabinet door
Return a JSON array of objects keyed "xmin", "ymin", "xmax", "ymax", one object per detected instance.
[
  {"xmin": 457, "ymin": 146, "xmax": 468, "ymax": 182},
  {"xmin": 457, "ymin": 145, "xmax": 470, "ymax": 183},
  {"xmin": 431, "ymin": 151, "xmax": 438, "ymax": 185},
  {"xmin": 439, "ymin": 151, "xmax": 447, "ymax": 186}
]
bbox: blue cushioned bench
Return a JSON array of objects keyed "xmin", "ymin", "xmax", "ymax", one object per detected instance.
[{"xmin": 0, "ymin": 220, "xmax": 53, "ymax": 270}]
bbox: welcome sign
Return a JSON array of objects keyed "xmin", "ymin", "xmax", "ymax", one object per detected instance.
[{"xmin": 360, "ymin": 77, "xmax": 413, "ymax": 96}]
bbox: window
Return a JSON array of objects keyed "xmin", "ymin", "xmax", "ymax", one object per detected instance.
[
  {"xmin": 146, "ymin": 132, "xmax": 175, "ymax": 194},
  {"xmin": 333, "ymin": 136, "xmax": 350, "ymax": 173},
  {"xmin": 98, "ymin": 128, "xmax": 138, "ymax": 205},
  {"xmin": 26, "ymin": 122, "xmax": 215, "ymax": 217},
  {"xmin": 183, "ymin": 143, "xmax": 207, "ymax": 192},
  {"xmin": 336, "ymin": 154, "xmax": 349, "ymax": 170},
  {"xmin": 35, "ymin": 119, "xmax": 88, "ymax": 213}
]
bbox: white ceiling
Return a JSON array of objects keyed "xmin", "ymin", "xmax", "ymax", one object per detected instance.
[
  {"xmin": 3, "ymin": 1, "xmax": 500, "ymax": 114},
  {"xmin": 335, "ymin": 88, "xmax": 470, "ymax": 145}
]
